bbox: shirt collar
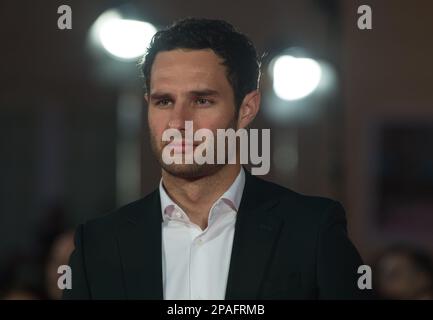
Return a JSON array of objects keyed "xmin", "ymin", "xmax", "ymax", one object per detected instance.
[
  {"xmin": 219, "ymin": 166, "xmax": 245, "ymax": 211},
  {"xmin": 159, "ymin": 167, "xmax": 245, "ymax": 221}
]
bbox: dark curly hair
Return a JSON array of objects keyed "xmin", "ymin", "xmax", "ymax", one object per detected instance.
[{"xmin": 140, "ymin": 17, "xmax": 261, "ymax": 109}]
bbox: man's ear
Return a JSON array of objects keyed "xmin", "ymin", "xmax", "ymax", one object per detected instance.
[{"xmin": 237, "ymin": 90, "xmax": 261, "ymax": 129}]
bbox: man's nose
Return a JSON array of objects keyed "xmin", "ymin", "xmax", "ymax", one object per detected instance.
[{"xmin": 168, "ymin": 102, "xmax": 192, "ymax": 130}]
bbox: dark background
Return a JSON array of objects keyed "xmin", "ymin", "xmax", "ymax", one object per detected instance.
[{"xmin": 1, "ymin": 0, "xmax": 432, "ymax": 298}]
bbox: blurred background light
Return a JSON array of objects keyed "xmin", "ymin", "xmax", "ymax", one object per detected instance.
[
  {"xmin": 263, "ymin": 49, "xmax": 337, "ymax": 124},
  {"xmin": 90, "ymin": 9, "xmax": 157, "ymax": 60},
  {"xmin": 272, "ymin": 55, "xmax": 322, "ymax": 101},
  {"xmin": 87, "ymin": 8, "xmax": 157, "ymax": 206}
]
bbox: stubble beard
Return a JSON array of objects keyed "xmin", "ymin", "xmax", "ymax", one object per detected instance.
[{"xmin": 149, "ymin": 119, "xmax": 238, "ymax": 180}]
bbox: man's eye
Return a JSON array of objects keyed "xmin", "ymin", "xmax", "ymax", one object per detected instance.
[
  {"xmin": 155, "ymin": 99, "xmax": 172, "ymax": 106},
  {"xmin": 195, "ymin": 98, "xmax": 213, "ymax": 106}
]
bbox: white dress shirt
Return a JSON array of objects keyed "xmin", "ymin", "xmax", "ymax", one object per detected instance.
[{"xmin": 159, "ymin": 167, "xmax": 245, "ymax": 300}]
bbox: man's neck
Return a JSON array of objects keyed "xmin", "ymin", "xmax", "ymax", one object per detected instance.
[{"xmin": 161, "ymin": 164, "xmax": 241, "ymax": 229}]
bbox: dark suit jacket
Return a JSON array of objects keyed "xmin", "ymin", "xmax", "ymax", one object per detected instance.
[{"xmin": 63, "ymin": 169, "xmax": 371, "ymax": 299}]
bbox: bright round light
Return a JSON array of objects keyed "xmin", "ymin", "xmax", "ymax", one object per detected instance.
[
  {"xmin": 93, "ymin": 10, "xmax": 157, "ymax": 60},
  {"xmin": 272, "ymin": 55, "xmax": 322, "ymax": 101}
]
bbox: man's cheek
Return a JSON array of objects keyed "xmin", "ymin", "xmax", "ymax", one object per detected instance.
[
  {"xmin": 152, "ymin": 131, "xmax": 162, "ymax": 147},
  {"xmin": 148, "ymin": 127, "xmax": 161, "ymax": 146}
]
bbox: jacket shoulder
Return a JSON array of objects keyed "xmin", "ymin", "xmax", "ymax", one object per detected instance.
[
  {"xmin": 252, "ymin": 174, "xmax": 342, "ymax": 211},
  {"xmin": 81, "ymin": 189, "xmax": 159, "ymax": 238},
  {"xmin": 249, "ymin": 174, "xmax": 345, "ymax": 225}
]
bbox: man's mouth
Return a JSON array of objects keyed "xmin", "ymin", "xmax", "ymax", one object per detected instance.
[{"xmin": 166, "ymin": 140, "xmax": 198, "ymax": 153}]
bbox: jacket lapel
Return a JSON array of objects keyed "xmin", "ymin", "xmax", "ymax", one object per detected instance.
[
  {"xmin": 225, "ymin": 171, "xmax": 284, "ymax": 299},
  {"xmin": 116, "ymin": 190, "xmax": 164, "ymax": 299}
]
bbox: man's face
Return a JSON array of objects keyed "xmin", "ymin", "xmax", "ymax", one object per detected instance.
[{"xmin": 147, "ymin": 49, "xmax": 239, "ymax": 179}]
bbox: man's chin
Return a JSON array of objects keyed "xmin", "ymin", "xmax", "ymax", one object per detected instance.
[{"xmin": 160, "ymin": 163, "xmax": 223, "ymax": 180}]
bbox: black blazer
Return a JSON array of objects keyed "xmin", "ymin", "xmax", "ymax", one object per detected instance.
[{"xmin": 63, "ymin": 170, "xmax": 371, "ymax": 299}]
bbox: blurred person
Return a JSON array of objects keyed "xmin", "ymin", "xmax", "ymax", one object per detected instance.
[
  {"xmin": 45, "ymin": 230, "xmax": 75, "ymax": 299},
  {"xmin": 0, "ymin": 255, "xmax": 46, "ymax": 300},
  {"xmin": 375, "ymin": 244, "xmax": 433, "ymax": 300},
  {"xmin": 1, "ymin": 286, "xmax": 43, "ymax": 300},
  {"xmin": 0, "ymin": 218, "xmax": 73, "ymax": 300},
  {"xmin": 64, "ymin": 18, "xmax": 370, "ymax": 300}
]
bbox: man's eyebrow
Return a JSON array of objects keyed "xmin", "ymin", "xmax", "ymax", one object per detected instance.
[
  {"xmin": 188, "ymin": 89, "xmax": 220, "ymax": 97},
  {"xmin": 149, "ymin": 92, "xmax": 173, "ymax": 100},
  {"xmin": 149, "ymin": 89, "xmax": 220, "ymax": 100}
]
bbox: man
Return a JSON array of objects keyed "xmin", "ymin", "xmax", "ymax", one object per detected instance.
[{"xmin": 64, "ymin": 18, "xmax": 369, "ymax": 300}]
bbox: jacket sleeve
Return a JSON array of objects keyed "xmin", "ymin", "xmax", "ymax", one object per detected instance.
[
  {"xmin": 62, "ymin": 224, "xmax": 91, "ymax": 299},
  {"xmin": 316, "ymin": 201, "xmax": 374, "ymax": 299}
]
